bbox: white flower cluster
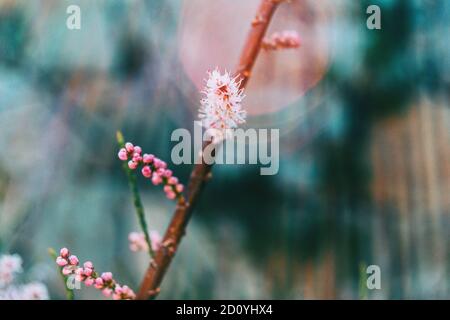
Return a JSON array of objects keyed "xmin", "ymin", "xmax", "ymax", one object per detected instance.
[
  {"xmin": 199, "ymin": 68, "xmax": 246, "ymax": 134},
  {"xmin": 0, "ymin": 254, "xmax": 49, "ymax": 300}
]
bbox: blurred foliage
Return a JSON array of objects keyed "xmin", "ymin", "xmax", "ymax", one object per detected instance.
[{"xmin": 0, "ymin": 0, "xmax": 448, "ymax": 299}]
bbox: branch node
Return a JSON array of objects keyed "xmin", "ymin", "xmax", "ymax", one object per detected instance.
[
  {"xmin": 252, "ymin": 15, "xmax": 266, "ymax": 26},
  {"xmin": 162, "ymin": 238, "xmax": 176, "ymax": 249},
  {"xmin": 148, "ymin": 287, "xmax": 161, "ymax": 298}
]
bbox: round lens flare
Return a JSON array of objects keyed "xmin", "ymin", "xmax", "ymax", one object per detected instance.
[{"xmin": 178, "ymin": 0, "xmax": 336, "ymax": 129}]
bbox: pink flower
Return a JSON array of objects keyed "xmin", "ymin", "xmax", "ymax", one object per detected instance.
[
  {"xmin": 83, "ymin": 268, "xmax": 93, "ymax": 277},
  {"xmin": 56, "ymin": 257, "xmax": 68, "ymax": 267},
  {"xmin": 128, "ymin": 232, "xmax": 149, "ymax": 252},
  {"xmin": 125, "ymin": 142, "xmax": 134, "ymax": 153},
  {"xmin": 166, "ymin": 191, "xmax": 176, "ymax": 200},
  {"xmin": 59, "ymin": 248, "xmax": 69, "ymax": 258},
  {"xmin": 128, "ymin": 160, "xmax": 138, "ymax": 170},
  {"xmin": 117, "ymin": 145, "xmax": 184, "ymax": 200},
  {"xmin": 141, "ymin": 166, "xmax": 152, "ymax": 178},
  {"xmin": 262, "ymin": 30, "xmax": 301, "ymax": 51},
  {"xmin": 150, "ymin": 231, "xmax": 162, "ymax": 252},
  {"xmin": 102, "ymin": 288, "xmax": 112, "ymax": 297},
  {"xmin": 68, "ymin": 255, "xmax": 79, "ymax": 266},
  {"xmin": 153, "ymin": 158, "xmax": 167, "ymax": 169},
  {"xmin": 143, "ymin": 154, "xmax": 154, "ymax": 164},
  {"xmin": 151, "ymin": 174, "xmax": 163, "ymax": 185},
  {"xmin": 132, "ymin": 153, "xmax": 142, "ymax": 162},
  {"xmin": 55, "ymin": 248, "xmax": 135, "ymax": 300},
  {"xmin": 113, "ymin": 293, "xmax": 122, "ymax": 300},
  {"xmin": 101, "ymin": 272, "xmax": 113, "ymax": 282},
  {"xmin": 163, "ymin": 169, "xmax": 172, "ymax": 178},
  {"xmin": 75, "ymin": 274, "xmax": 85, "ymax": 282},
  {"xmin": 199, "ymin": 68, "xmax": 246, "ymax": 132},
  {"xmin": 84, "ymin": 278, "xmax": 94, "ymax": 286},
  {"xmin": 94, "ymin": 277, "xmax": 104, "ymax": 289},
  {"xmin": 62, "ymin": 266, "xmax": 72, "ymax": 275},
  {"xmin": 75, "ymin": 267, "xmax": 84, "ymax": 275},
  {"xmin": 175, "ymin": 184, "xmax": 184, "ymax": 193},
  {"xmin": 118, "ymin": 148, "xmax": 128, "ymax": 161}
]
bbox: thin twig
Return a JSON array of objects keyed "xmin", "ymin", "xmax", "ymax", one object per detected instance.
[
  {"xmin": 116, "ymin": 131, "xmax": 155, "ymax": 258},
  {"xmin": 136, "ymin": 0, "xmax": 282, "ymax": 300},
  {"xmin": 48, "ymin": 248, "xmax": 74, "ymax": 300}
]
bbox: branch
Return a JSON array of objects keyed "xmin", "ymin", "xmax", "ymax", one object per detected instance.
[
  {"xmin": 48, "ymin": 248, "xmax": 74, "ymax": 300},
  {"xmin": 136, "ymin": 0, "xmax": 282, "ymax": 300},
  {"xmin": 117, "ymin": 131, "xmax": 155, "ymax": 258}
]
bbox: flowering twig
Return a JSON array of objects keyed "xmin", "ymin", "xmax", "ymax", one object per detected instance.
[
  {"xmin": 116, "ymin": 131, "xmax": 155, "ymax": 258},
  {"xmin": 55, "ymin": 248, "xmax": 135, "ymax": 300},
  {"xmin": 136, "ymin": 0, "xmax": 283, "ymax": 300},
  {"xmin": 261, "ymin": 30, "xmax": 300, "ymax": 51},
  {"xmin": 48, "ymin": 248, "xmax": 74, "ymax": 300}
]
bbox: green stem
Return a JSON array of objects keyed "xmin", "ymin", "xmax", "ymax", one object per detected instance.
[
  {"xmin": 116, "ymin": 131, "xmax": 155, "ymax": 258},
  {"xmin": 358, "ymin": 262, "xmax": 368, "ymax": 300},
  {"xmin": 48, "ymin": 248, "xmax": 74, "ymax": 300}
]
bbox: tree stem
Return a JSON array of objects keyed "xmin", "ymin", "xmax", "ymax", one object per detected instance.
[{"xmin": 136, "ymin": 0, "xmax": 282, "ymax": 300}]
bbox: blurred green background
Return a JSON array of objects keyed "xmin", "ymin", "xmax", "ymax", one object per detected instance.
[{"xmin": 0, "ymin": 0, "xmax": 448, "ymax": 299}]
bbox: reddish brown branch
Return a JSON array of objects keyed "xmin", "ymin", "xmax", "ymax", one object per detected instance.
[{"xmin": 136, "ymin": 0, "xmax": 282, "ymax": 300}]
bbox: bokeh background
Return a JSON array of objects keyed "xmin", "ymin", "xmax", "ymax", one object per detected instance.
[{"xmin": 0, "ymin": 0, "xmax": 449, "ymax": 299}]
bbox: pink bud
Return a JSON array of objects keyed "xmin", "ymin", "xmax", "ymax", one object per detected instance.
[
  {"xmin": 175, "ymin": 184, "xmax": 184, "ymax": 193},
  {"xmin": 75, "ymin": 267, "xmax": 84, "ymax": 275},
  {"xmin": 102, "ymin": 288, "xmax": 112, "ymax": 297},
  {"xmin": 166, "ymin": 191, "xmax": 176, "ymax": 200},
  {"xmin": 125, "ymin": 142, "xmax": 134, "ymax": 153},
  {"xmin": 118, "ymin": 149, "xmax": 128, "ymax": 161},
  {"xmin": 151, "ymin": 174, "xmax": 162, "ymax": 185},
  {"xmin": 150, "ymin": 231, "xmax": 162, "ymax": 252},
  {"xmin": 133, "ymin": 146, "xmax": 142, "ymax": 154},
  {"xmin": 60, "ymin": 248, "xmax": 69, "ymax": 258},
  {"xmin": 75, "ymin": 274, "xmax": 85, "ymax": 282},
  {"xmin": 83, "ymin": 261, "xmax": 93, "ymax": 269},
  {"xmin": 84, "ymin": 278, "xmax": 94, "ymax": 286},
  {"xmin": 68, "ymin": 255, "xmax": 79, "ymax": 266},
  {"xmin": 128, "ymin": 160, "xmax": 138, "ymax": 170},
  {"xmin": 143, "ymin": 154, "xmax": 154, "ymax": 164},
  {"xmin": 141, "ymin": 166, "xmax": 152, "ymax": 178},
  {"xmin": 168, "ymin": 177, "xmax": 178, "ymax": 185},
  {"xmin": 128, "ymin": 232, "xmax": 140, "ymax": 242},
  {"xmin": 84, "ymin": 268, "xmax": 93, "ymax": 277},
  {"xmin": 62, "ymin": 266, "xmax": 72, "ymax": 275},
  {"xmin": 132, "ymin": 153, "xmax": 142, "ymax": 162},
  {"xmin": 114, "ymin": 285, "xmax": 123, "ymax": 295},
  {"xmin": 113, "ymin": 293, "xmax": 122, "ymax": 300},
  {"xmin": 164, "ymin": 185, "xmax": 173, "ymax": 193},
  {"xmin": 95, "ymin": 277, "xmax": 104, "ymax": 288},
  {"xmin": 101, "ymin": 272, "xmax": 113, "ymax": 282},
  {"xmin": 56, "ymin": 257, "xmax": 68, "ymax": 267},
  {"xmin": 163, "ymin": 169, "xmax": 172, "ymax": 178},
  {"xmin": 153, "ymin": 158, "xmax": 162, "ymax": 168}
]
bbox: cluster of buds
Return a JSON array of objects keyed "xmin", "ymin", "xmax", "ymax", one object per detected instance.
[
  {"xmin": 261, "ymin": 30, "xmax": 301, "ymax": 51},
  {"xmin": 118, "ymin": 143, "xmax": 184, "ymax": 200},
  {"xmin": 128, "ymin": 230, "xmax": 162, "ymax": 253},
  {"xmin": 55, "ymin": 248, "xmax": 135, "ymax": 300}
]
